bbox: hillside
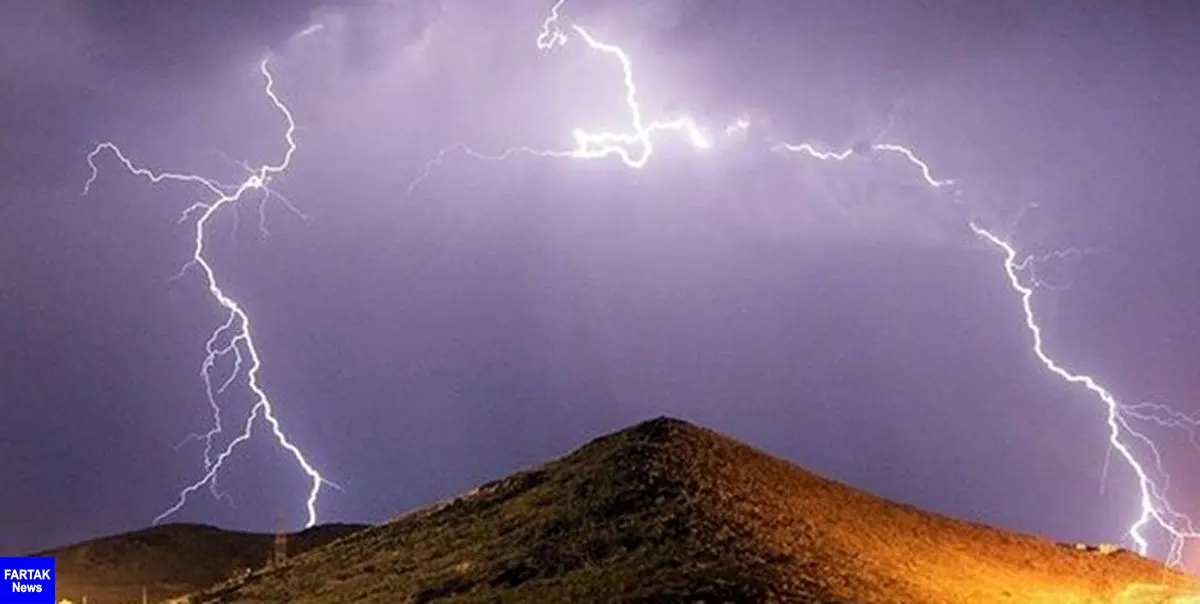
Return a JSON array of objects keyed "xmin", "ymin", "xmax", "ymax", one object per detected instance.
[
  {"xmin": 183, "ymin": 417, "xmax": 1198, "ymax": 603},
  {"xmin": 37, "ymin": 522, "xmax": 366, "ymax": 603}
]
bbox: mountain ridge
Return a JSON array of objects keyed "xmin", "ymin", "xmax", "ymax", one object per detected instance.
[
  {"xmin": 38, "ymin": 521, "xmax": 367, "ymax": 603},
  {"xmin": 183, "ymin": 416, "xmax": 1198, "ymax": 603}
]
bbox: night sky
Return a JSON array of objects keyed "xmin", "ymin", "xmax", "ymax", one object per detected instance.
[{"xmin": 3, "ymin": 0, "xmax": 1200, "ymax": 566}]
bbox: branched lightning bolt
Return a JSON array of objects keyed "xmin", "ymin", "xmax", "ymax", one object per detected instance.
[
  {"xmin": 409, "ymin": 0, "xmax": 1200, "ymax": 568},
  {"xmin": 1013, "ymin": 247, "xmax": 1108, "ymax": 291},
  {"xmin": 970, "ymin": 224, "xmax": 1200, "ymax": 566},
  {"xmin": 536, "ymin": 0, "xmax": 570, "ymax": 50},
  {"xmin": 209, "ymin": 149, "xmax": 309, "ymax": 241},
  {"xmin": 82, "ymin": 58, "xmax": 335, "ymax": 528},
  {"xmin": 1123, "ymin": 402, "xmax": 1200, "ymax": 452},
  {"xmin": 407, "ymin": 11, "xmax": 709, "ymax": 194},
  {"xmin": 775, "ymin": 137, "xmax": 1200, "ymax": 564}
]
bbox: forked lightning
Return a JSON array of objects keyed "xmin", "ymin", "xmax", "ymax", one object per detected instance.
[{"xmin": 83, "ymin": 58, "xmax": 334, "ymax": 528}]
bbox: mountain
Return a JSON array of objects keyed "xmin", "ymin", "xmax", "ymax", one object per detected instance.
[
  {"xmin": 37, "ymin": 522, "xmax": 366, "ymax": 603},
  {"xmin": 184, "ymin": 417, "xmax": 1197, "ymax": 603}
]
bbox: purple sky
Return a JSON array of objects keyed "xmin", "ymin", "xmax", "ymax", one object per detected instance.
[{"xmin": 3, "ymin": 0, "xmax": 1200, "ymax": 565}]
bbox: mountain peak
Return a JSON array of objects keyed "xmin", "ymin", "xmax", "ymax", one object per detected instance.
[{"xmin": 189, "ymin": 416, "xmax": 1197, "ymax": 603}]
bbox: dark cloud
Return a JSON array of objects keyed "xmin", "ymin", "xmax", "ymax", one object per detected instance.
[{"xmin": 77, "ymin": 0, "xmax": 328, "ymax": 75}]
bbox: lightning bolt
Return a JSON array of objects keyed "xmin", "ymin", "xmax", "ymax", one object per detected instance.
[
  {"xmin": 772, "ymin": 141, "xmax": 954, "ymax": 189},
  {"xmin": 207, "ymin": 148, "xmax": 309, "ymax": 242},
  {"xmin": 970, "ymin": 224, "xmax": 1200, "ymax": 566},
  {"xmin": 536, "ymin": 0, "xmax": 570, "ymax": 50},
  {"xmin": 409, "ymin": 0, "xmax": 1200, "ymax": 568},
  {"xmin": 82, "ymin": 57, "xmax": 335, "ymax": 528},
  {"xmin": 1122, "ymin": 402, "xmax": 1200, "ymax": 453},
  {"xmin": 407, "ymin": 12, "xmax": 710, "ymax": 194},
  {"xmin": 772, "ymin": 139, "xmax": 1200, "ymax": 565},
  {"xmin": 1013, "ymin": 247, "xmax": 1108, "ymax": 291}
]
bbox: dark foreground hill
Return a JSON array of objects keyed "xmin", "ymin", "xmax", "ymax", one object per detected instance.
[
  {"xmin": 185, "ymin": 417, "xmax": 1197, "ymax": 603},
  {"xmin": 36, "ymin": 522, "xmax": 366, "ymax": 603}
]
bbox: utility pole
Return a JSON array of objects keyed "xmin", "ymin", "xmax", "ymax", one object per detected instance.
[
  {"xmin": 271, "ymin": 511, "xmax": 288, "ymax": 569},
  {"xmin": 142, "ymin": 585, "xmax": 147, "ymax": 604}
]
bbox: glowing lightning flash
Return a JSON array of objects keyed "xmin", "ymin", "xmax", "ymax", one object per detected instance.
[
  {"xmin": 407, "ymin": 15, "xmax": 709, "ymax": 194},
  {"xmin": 82, "ymin": 58, "xmax": 334, "ymax": 528}
]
